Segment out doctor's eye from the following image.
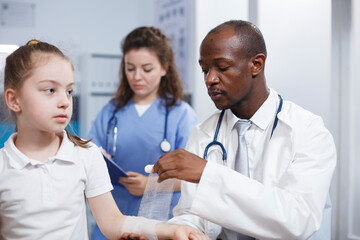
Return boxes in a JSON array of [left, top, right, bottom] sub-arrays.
[[218, 66, 230, 72], [201, 68, 209, 74]]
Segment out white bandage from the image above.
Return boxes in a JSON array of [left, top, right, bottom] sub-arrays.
[[121, 216, 160, 240]]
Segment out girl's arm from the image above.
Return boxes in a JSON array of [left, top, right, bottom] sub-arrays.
[[88, 192, 209, 239], [87, 192, 125, 239]]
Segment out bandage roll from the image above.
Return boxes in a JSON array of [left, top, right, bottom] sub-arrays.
[[138, 172, 175, 221]]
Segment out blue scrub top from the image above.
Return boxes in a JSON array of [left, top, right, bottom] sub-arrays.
[[88, 97, 198, 239]]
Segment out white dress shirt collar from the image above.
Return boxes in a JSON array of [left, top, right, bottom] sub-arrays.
[[225, 88, 279, 133], [4, 130, 75, 170]]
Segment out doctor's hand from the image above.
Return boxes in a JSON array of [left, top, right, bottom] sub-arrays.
[[172, 225, 211, 240], [153, 148, 207, 183], [155, 223, 211, 240], [119, 172, 147, 196], [174, 226, 211, 240]]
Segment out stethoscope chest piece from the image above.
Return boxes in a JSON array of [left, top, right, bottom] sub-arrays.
[[160, 139, 171, 153], [107, 104, 172, 156]]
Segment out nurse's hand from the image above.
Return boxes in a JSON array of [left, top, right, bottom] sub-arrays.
[[153, 148, 207, 183], [119, 172, 147, 196]]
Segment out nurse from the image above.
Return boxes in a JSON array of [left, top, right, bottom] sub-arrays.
[[153, 20, 337, 239], [88, 26, 198, 240]]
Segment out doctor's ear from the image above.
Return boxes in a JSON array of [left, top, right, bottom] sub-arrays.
[[4, 88, 21, 113], [250, 53, 266, 77]]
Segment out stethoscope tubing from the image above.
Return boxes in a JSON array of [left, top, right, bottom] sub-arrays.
[[203, 94, 283, 164], [163, 106, 168, 141], [270, 94, 283, 138], [106, 110, 117, 158], [106, 104, 170, 158], [203, 110, 227, 162]]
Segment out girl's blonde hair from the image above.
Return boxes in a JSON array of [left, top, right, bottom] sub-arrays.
[[4, 39, 91, 148]]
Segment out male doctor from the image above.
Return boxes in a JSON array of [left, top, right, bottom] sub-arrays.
[[153, 20, 337, 239]]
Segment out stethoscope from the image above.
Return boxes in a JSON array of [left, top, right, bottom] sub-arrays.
[[106, 106, 171, 159], [203, 94, 283, 165]]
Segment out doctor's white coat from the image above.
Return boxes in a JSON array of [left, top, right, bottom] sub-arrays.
[[169, 92, 336, 240]]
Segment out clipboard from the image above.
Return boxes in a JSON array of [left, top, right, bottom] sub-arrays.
[[100, 148, 129, 186]]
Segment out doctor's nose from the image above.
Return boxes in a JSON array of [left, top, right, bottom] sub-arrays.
[[205, 69, 220, 87]]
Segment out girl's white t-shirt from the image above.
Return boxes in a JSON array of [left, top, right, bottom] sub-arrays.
[[0, 131, 113, 240]]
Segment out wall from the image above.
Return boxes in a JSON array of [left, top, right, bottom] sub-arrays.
[[335, 0, 360, 238], [0, 0, 156, 144], [258, 0, 332, 129], [0, 0, 156, 94], [350, 1, 360, 236], [0, 0, 155, 55]]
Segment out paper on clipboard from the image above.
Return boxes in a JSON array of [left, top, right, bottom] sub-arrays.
[[100, 148, 129, 186]]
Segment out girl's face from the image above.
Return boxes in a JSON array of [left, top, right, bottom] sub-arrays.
[[15, 55, 74, 135], [124, 48, 167, 104]]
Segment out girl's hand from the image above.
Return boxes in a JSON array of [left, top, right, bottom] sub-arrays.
[[188, 231, 211, 240], [119, 223, 211, 240], [119, 172, 148, 196]]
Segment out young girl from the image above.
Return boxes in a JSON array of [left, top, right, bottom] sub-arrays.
[[0, 40, 208, 240]]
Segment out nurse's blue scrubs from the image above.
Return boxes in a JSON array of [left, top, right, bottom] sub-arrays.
[[89, 97, 198, 240]]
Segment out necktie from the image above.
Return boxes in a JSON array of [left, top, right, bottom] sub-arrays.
[[234, 120, 255, 240], [234, 120, 251, 177]]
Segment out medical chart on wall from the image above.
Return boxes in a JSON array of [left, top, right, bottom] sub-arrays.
[[1, 2, 35, 28], [155, 0, 192, 94]]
